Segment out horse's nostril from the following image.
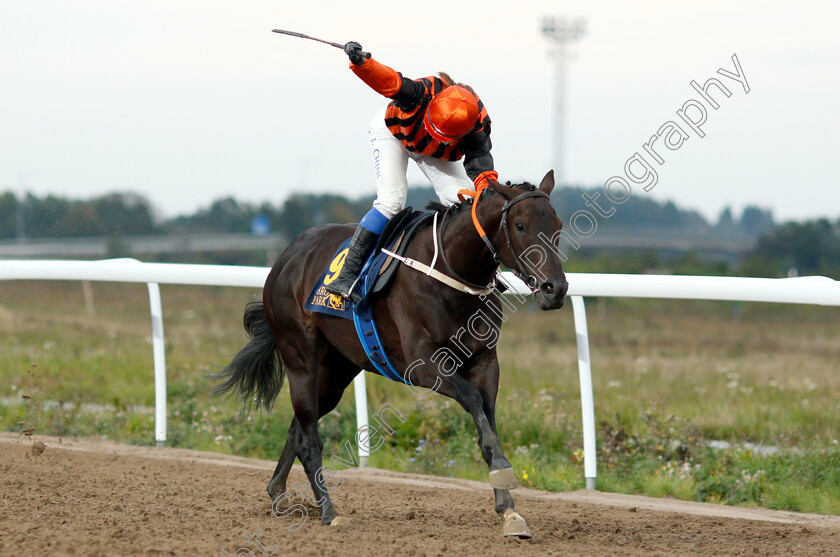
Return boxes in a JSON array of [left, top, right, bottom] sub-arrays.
[[540, 280, 568, 299]]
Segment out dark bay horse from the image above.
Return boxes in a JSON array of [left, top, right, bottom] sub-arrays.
[[214, 171, 568, 537]]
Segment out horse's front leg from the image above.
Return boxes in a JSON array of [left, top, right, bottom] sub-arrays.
[[434, 366, 516, 488], [435, 370, 532, 538], [464, 355, 533, 538]]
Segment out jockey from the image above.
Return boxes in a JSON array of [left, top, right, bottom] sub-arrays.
[[326, 41, 499, 302]]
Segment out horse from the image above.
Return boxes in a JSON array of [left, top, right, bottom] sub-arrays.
[[214, 170, 568, 537]]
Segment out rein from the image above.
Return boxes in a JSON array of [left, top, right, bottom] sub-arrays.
[[381, 210, 495, 296], [436, 204, 495, 292], [381, 184, 551, 297], [457, 183, 499, 262], [456, 185, 551, 291]]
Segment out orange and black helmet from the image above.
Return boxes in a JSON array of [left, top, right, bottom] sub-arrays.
[[423, 85, 480, 143]]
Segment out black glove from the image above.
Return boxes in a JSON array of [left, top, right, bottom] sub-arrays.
[[344, 41, 368, 65]]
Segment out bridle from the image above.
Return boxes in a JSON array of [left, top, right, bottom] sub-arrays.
[[437, 184, 551, 292]]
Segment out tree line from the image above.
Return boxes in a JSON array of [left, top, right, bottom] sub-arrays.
[[0, 192, 157, 239], [1, 188, 837, 278]]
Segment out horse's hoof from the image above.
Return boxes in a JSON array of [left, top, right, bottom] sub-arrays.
[[329, 516, 349, 528], [503, 509, 532, 539], [266, 481, 285, 502], [489, 467, 519, 490]]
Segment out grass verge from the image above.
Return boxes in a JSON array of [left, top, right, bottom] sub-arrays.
[[1, 281, 838, 514]]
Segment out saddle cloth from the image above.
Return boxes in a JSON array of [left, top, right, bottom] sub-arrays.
[[303, 209, 432, 384]]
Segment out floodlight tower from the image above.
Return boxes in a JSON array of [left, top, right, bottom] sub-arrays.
[[541, 16, 586, 186]]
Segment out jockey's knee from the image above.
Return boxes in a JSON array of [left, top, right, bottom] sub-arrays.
[[372, 200, 402, 219]]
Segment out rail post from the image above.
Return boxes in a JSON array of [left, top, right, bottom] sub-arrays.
[[146, 282, 167, 446], [571, 295, 597, 489], [353, 372, 370, 466]]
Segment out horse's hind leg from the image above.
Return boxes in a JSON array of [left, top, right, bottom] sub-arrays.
[[266, 417, 301, 500], [266, 380, 348, 501], [288, 371, 339, 525], [275, 348, 356, 526]]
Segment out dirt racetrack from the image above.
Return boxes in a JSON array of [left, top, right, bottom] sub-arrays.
[[2, 433, 839, 556]]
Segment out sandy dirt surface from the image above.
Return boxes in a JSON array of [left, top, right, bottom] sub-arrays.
[[1, 433, 839, 556]]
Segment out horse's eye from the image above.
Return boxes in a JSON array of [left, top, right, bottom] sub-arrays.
[[515, 222, 525, 232]]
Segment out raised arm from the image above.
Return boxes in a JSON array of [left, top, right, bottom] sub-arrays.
[[345, 42, 426, 110]]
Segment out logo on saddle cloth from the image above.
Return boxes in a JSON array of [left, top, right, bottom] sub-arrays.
[[310, 287, 347, 312]]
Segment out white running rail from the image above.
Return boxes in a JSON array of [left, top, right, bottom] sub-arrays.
[[2, 258, 839, 489]]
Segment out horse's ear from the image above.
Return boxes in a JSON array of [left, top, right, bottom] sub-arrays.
[[538, 170, 555, 195]]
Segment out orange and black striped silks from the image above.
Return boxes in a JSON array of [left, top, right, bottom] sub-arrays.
[[350, 58, 493, 168]]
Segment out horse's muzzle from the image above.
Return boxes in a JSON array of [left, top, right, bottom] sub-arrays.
[[536, 278, 568, 310]]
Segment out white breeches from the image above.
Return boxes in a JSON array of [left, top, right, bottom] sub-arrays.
[[368, 108, 472, 218]]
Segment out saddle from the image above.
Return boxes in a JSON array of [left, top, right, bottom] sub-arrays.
[[354, 207, 433, 319], [303, 209, 433, 384]]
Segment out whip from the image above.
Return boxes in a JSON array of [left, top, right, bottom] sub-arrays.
[[271, 28, 370, 59]]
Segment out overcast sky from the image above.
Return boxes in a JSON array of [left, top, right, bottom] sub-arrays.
[[2, 1, 838, 223]]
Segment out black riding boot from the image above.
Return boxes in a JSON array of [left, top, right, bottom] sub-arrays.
[[325, 225, 379, 303]]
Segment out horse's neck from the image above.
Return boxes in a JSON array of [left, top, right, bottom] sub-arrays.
[[438, 196, 503, 287]]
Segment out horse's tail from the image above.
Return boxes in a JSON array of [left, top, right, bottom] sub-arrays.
[[212, 301, 284, 411]]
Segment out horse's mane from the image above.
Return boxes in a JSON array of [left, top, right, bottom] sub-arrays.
[[425, 200, 464, 214], [424, 181, 536, 215], [512, 181, 537, 191]]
